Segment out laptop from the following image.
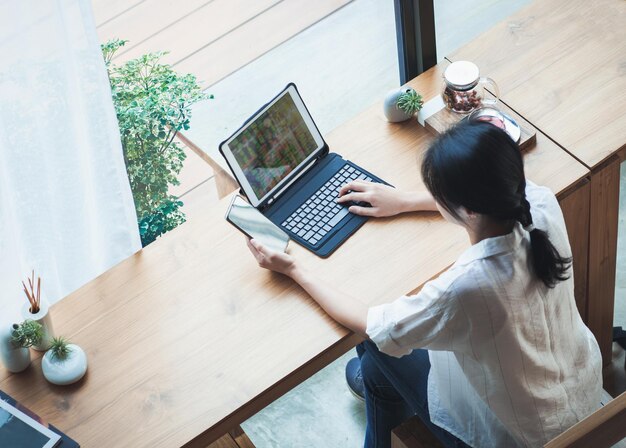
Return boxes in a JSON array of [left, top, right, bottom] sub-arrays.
[[219, 83, 389, 257]]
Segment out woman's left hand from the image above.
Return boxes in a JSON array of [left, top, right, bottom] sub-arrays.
[[246, 239, 297, 277]]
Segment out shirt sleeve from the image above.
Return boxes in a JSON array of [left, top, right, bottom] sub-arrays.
[[366, 268, 470, 357]]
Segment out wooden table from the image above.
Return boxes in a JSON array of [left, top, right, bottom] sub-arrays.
[[447, 0, 626, 364], [0, 62, 590, 447]]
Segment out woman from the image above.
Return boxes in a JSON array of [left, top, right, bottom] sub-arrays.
[[246, 120, 602, 447]]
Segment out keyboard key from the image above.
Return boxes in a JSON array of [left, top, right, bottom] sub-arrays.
[[297, 228, 307, 237], [323, 224, 332, 232], [328, 207, 349, 227], [310, 238, 318, 245], [314, 232, 323, 240], [304, 230, 314, 241]]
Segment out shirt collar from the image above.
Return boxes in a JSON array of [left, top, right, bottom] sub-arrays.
[[454, 222, 526, 267]]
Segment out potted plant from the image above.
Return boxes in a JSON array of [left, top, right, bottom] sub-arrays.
[[397, 89, 424, 117], [42, 336, 88, 386], [0, 320, 43, 373], [101, 39, 210, 246], [383, 87, 424, 123], [20, 270, 54, 351]]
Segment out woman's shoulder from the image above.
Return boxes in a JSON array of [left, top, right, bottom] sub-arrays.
[[526, 180, 559, 211], [526, 180, 570, 253], [423, 261, 487, 303]]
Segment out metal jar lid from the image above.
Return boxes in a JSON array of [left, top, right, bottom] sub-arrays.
[[444, 61, 480, 90]]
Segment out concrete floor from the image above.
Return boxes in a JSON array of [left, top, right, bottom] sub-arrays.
[[184, 0, 626, 446]]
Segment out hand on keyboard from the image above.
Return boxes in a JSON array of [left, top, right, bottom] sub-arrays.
[[281, 164, 376, 246], [337, 180, 405, 217]]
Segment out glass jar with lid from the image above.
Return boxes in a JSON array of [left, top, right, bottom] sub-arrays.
[[442, 61, 500, 113]]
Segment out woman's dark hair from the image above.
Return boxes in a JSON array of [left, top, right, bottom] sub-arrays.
[[421, 119, 571, 288]]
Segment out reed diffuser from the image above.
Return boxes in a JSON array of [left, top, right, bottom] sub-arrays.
[[22, 270, 42, 313], [20, 270, 54, 351]]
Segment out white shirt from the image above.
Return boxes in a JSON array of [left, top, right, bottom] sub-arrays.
[[366, 182, 603, 448]]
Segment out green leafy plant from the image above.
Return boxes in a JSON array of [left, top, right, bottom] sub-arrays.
[[397, 89, 424, 116], [49, 336, 73, 361], [11, 320, 43, 348], [102, 39, 210, 246]]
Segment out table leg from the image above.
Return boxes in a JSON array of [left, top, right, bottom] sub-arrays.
[[588, 155, 621, 366], [206, 426, 256, 448], [559, 179, 591, 322]]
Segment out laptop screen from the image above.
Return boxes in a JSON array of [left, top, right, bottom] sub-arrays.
[[225, 87, 322, 203]]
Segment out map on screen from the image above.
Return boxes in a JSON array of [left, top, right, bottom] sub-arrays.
[[229, 93, 318, 199]]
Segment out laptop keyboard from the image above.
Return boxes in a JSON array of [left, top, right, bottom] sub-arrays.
[[280, 164, 374, 246]]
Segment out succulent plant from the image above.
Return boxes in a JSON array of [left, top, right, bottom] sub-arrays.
[[397, 89, 424, 116], [11, 320, 43, 348], [49, 336, 73, 360]]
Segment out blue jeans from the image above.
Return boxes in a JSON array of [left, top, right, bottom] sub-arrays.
[[357, 340, 470, 448]]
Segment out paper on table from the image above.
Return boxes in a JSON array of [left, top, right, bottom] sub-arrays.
[[417, 95, 446, 126]]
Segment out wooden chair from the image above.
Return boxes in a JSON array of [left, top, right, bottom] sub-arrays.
[[392, 391, 626, 448]]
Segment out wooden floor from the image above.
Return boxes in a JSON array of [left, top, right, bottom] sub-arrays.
[[92, 0, 351, 214]]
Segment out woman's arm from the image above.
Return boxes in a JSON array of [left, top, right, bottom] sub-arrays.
[[247, 239, 368, 337], [337, 180, 438, 217]]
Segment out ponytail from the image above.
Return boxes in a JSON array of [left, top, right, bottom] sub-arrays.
[[527, 229, 572, 288], [518, 189, 572, 288]]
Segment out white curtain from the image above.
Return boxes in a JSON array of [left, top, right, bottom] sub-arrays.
[[0, 0, 141, 325]]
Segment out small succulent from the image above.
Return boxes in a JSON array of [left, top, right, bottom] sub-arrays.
[[397, 89, 424, 116], [11, 320, 43, 348], [49, 336, 73, 360]]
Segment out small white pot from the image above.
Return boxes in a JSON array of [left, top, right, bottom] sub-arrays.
[[0, 324, 31, 373], [22, 300, 54, 351], [383, 87, 416, 123], [42, 344, 87, 386]]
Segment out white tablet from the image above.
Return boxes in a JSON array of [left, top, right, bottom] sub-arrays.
[[0, 399, 61, 448], [219, 84, 326, 208]]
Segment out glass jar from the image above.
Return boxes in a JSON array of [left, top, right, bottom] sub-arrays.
[[442, 61, 500, 113]]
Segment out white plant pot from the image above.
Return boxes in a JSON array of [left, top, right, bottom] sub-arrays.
[[22, 300, 54, 351], [0, 324, 31, 373], [42, 344, 87, 386], [383, 87, 415, 123]]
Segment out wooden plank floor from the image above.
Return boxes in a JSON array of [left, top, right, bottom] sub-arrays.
[[92, 0, 350, 210], [96, 0, 352, 86]]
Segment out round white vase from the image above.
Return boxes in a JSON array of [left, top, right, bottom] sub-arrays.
[[42, 344, 87, 386], [22, 300, 54, 351], [0, 324, 31, 373], [383, 87, 416, 123]]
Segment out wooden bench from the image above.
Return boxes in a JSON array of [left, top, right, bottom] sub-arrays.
[[392, 391, 626, 448]]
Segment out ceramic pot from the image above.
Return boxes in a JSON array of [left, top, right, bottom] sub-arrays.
[[42, 344, 87, 386], [22, 300, 54, 351], [0, 324, 31, 373], [383, 87, 415, 123]]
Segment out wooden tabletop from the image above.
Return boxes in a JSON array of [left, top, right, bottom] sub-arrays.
[[447, 0, 626, 169], [0, 64, 589, 447]]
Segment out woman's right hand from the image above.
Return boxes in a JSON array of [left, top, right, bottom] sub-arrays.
[[337, 181, 422, 217]]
